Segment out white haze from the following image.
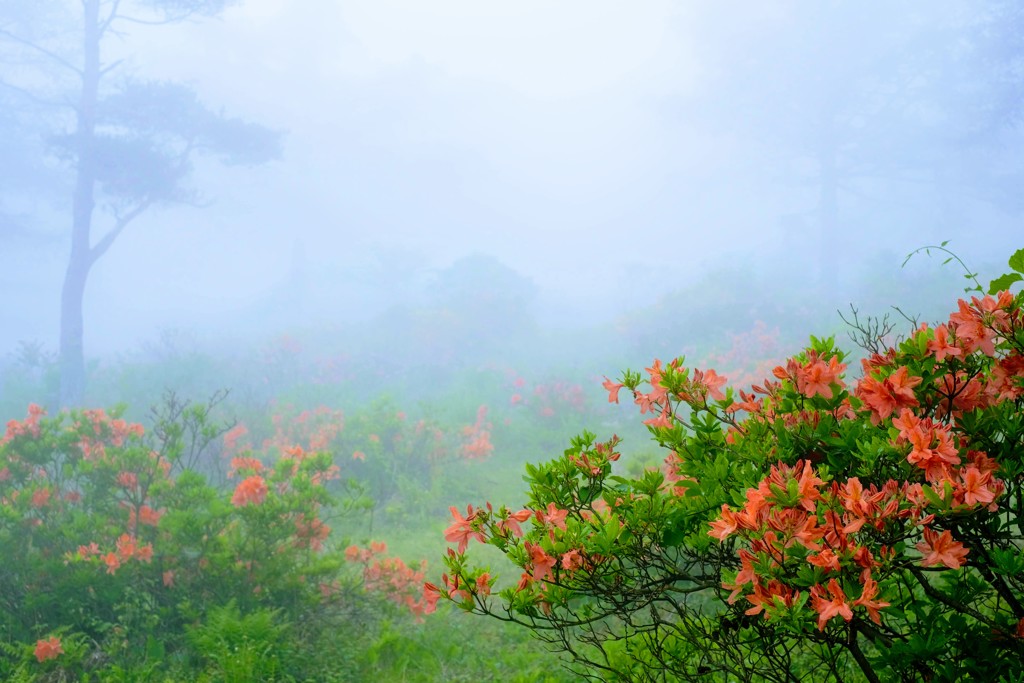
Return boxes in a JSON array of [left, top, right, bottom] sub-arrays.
[[1, 0, 1017, 362]]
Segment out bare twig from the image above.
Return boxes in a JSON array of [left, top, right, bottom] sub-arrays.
[[0, 28, 82, 76], [89, 197, 153, 263], [838, 305, 896, 355]]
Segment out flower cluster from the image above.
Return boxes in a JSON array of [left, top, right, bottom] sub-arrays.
[[345, 541, 433, 618], [73, 534, 155, 575], [459, 405, 494, 460], [430, 264, 1024, 682]]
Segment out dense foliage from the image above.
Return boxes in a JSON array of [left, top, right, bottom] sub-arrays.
[[431, 249, 1024, 682], [3, 247, 1017, 681], [0, 383, 590, 680]]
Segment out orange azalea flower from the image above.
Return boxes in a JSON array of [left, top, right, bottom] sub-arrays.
[[30, 487, 51, 509], [222, 423, 249, 454], [497, 509, 532, 537], [926, 324, 962, 362], [709, 504, 743, 541], [163, 570, 175, 587], [422, 582, 442, 614], [949, 298, 997, 356], [744, 580, 801, 619], [937, 371, 987, 416], [810, 579, 853, 630], [808, 548, 842, 572], [891, 409, 922, 441], [103, 552, 121, 575], [853, 574, 890, 624], [561, 548, 584, 572], [525, 541, 557, 583], [856, 366, 921, 425], [77, 542, 100, 559], [115, 471, 138, 489], [960, 466, 997, 506], [602, 377, 624, 403], [916, 528, 969, 569], [231, 475, 268, 507], [34, 636, 63, 662], [795, 460, 824, 512], [906, 425, 961, 481], [722, 549, 758, 604], [698, 368, 728, 401], [796, 354, 846, 399], [441, 572, 470, 603], [767, 508, 823, 551], [820, 510, 864, 552], [294, 515, 330, 551], [137, 505, 163, 527], [536, 502, 568, 530], [135, 543, 154, 563], [444, 505, 487, 553], [642, 404, 673, 429], [228, 457, 264, 478], [283, 445, 307, 460], [116, 534, 137, 561], [311, 464, 341, 485]]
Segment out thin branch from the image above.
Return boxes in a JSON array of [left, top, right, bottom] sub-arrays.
[[0, 78, 74, 110], [99, 58, 123, 76], [838, 304, 897, 355], [902, 244, 984, 293], [0, 28, 82, 76], [847, 625, 882, 683], [98, 0, 124, 35], [906, 565, 1008, 634], [112, 11, 199, 27], [89, 198, 153, 263]]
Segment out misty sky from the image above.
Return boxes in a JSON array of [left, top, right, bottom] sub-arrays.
[[2, 0, 1018, 355]]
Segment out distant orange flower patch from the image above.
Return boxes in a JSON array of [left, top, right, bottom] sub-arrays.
[[137, 504, 163, 527], [33, 636, 62, 662], [30, 487, 51, 509], [228, 456, 264, 478], [115, 471, 138, 490], [231, 475, 268, 507]]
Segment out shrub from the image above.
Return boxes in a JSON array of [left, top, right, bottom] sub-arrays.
[[430, 250, 1024, 682]]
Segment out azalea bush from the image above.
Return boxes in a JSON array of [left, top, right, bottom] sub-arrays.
[[0, 395, 382, 680], [225, 397, 495, 527], [429, 250, 1024, 682]]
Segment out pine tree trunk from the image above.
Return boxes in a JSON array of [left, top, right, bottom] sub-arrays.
[[58, 0, 100, 408]]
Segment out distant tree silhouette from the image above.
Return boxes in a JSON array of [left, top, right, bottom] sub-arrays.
[[0, 0, 281, 406]]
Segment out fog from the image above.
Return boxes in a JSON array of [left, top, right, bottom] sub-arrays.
[[1, 0, 1019, 408]]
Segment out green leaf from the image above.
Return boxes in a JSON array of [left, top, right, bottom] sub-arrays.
[[922, 485, 944, 509], [145, 634, 166, 661], [661, 522, 687, 548], [597, 516, 622, 552], [1009, 247, 1024, 274], [988, 273, 1023, 295], [677, 478, 702, 497]]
